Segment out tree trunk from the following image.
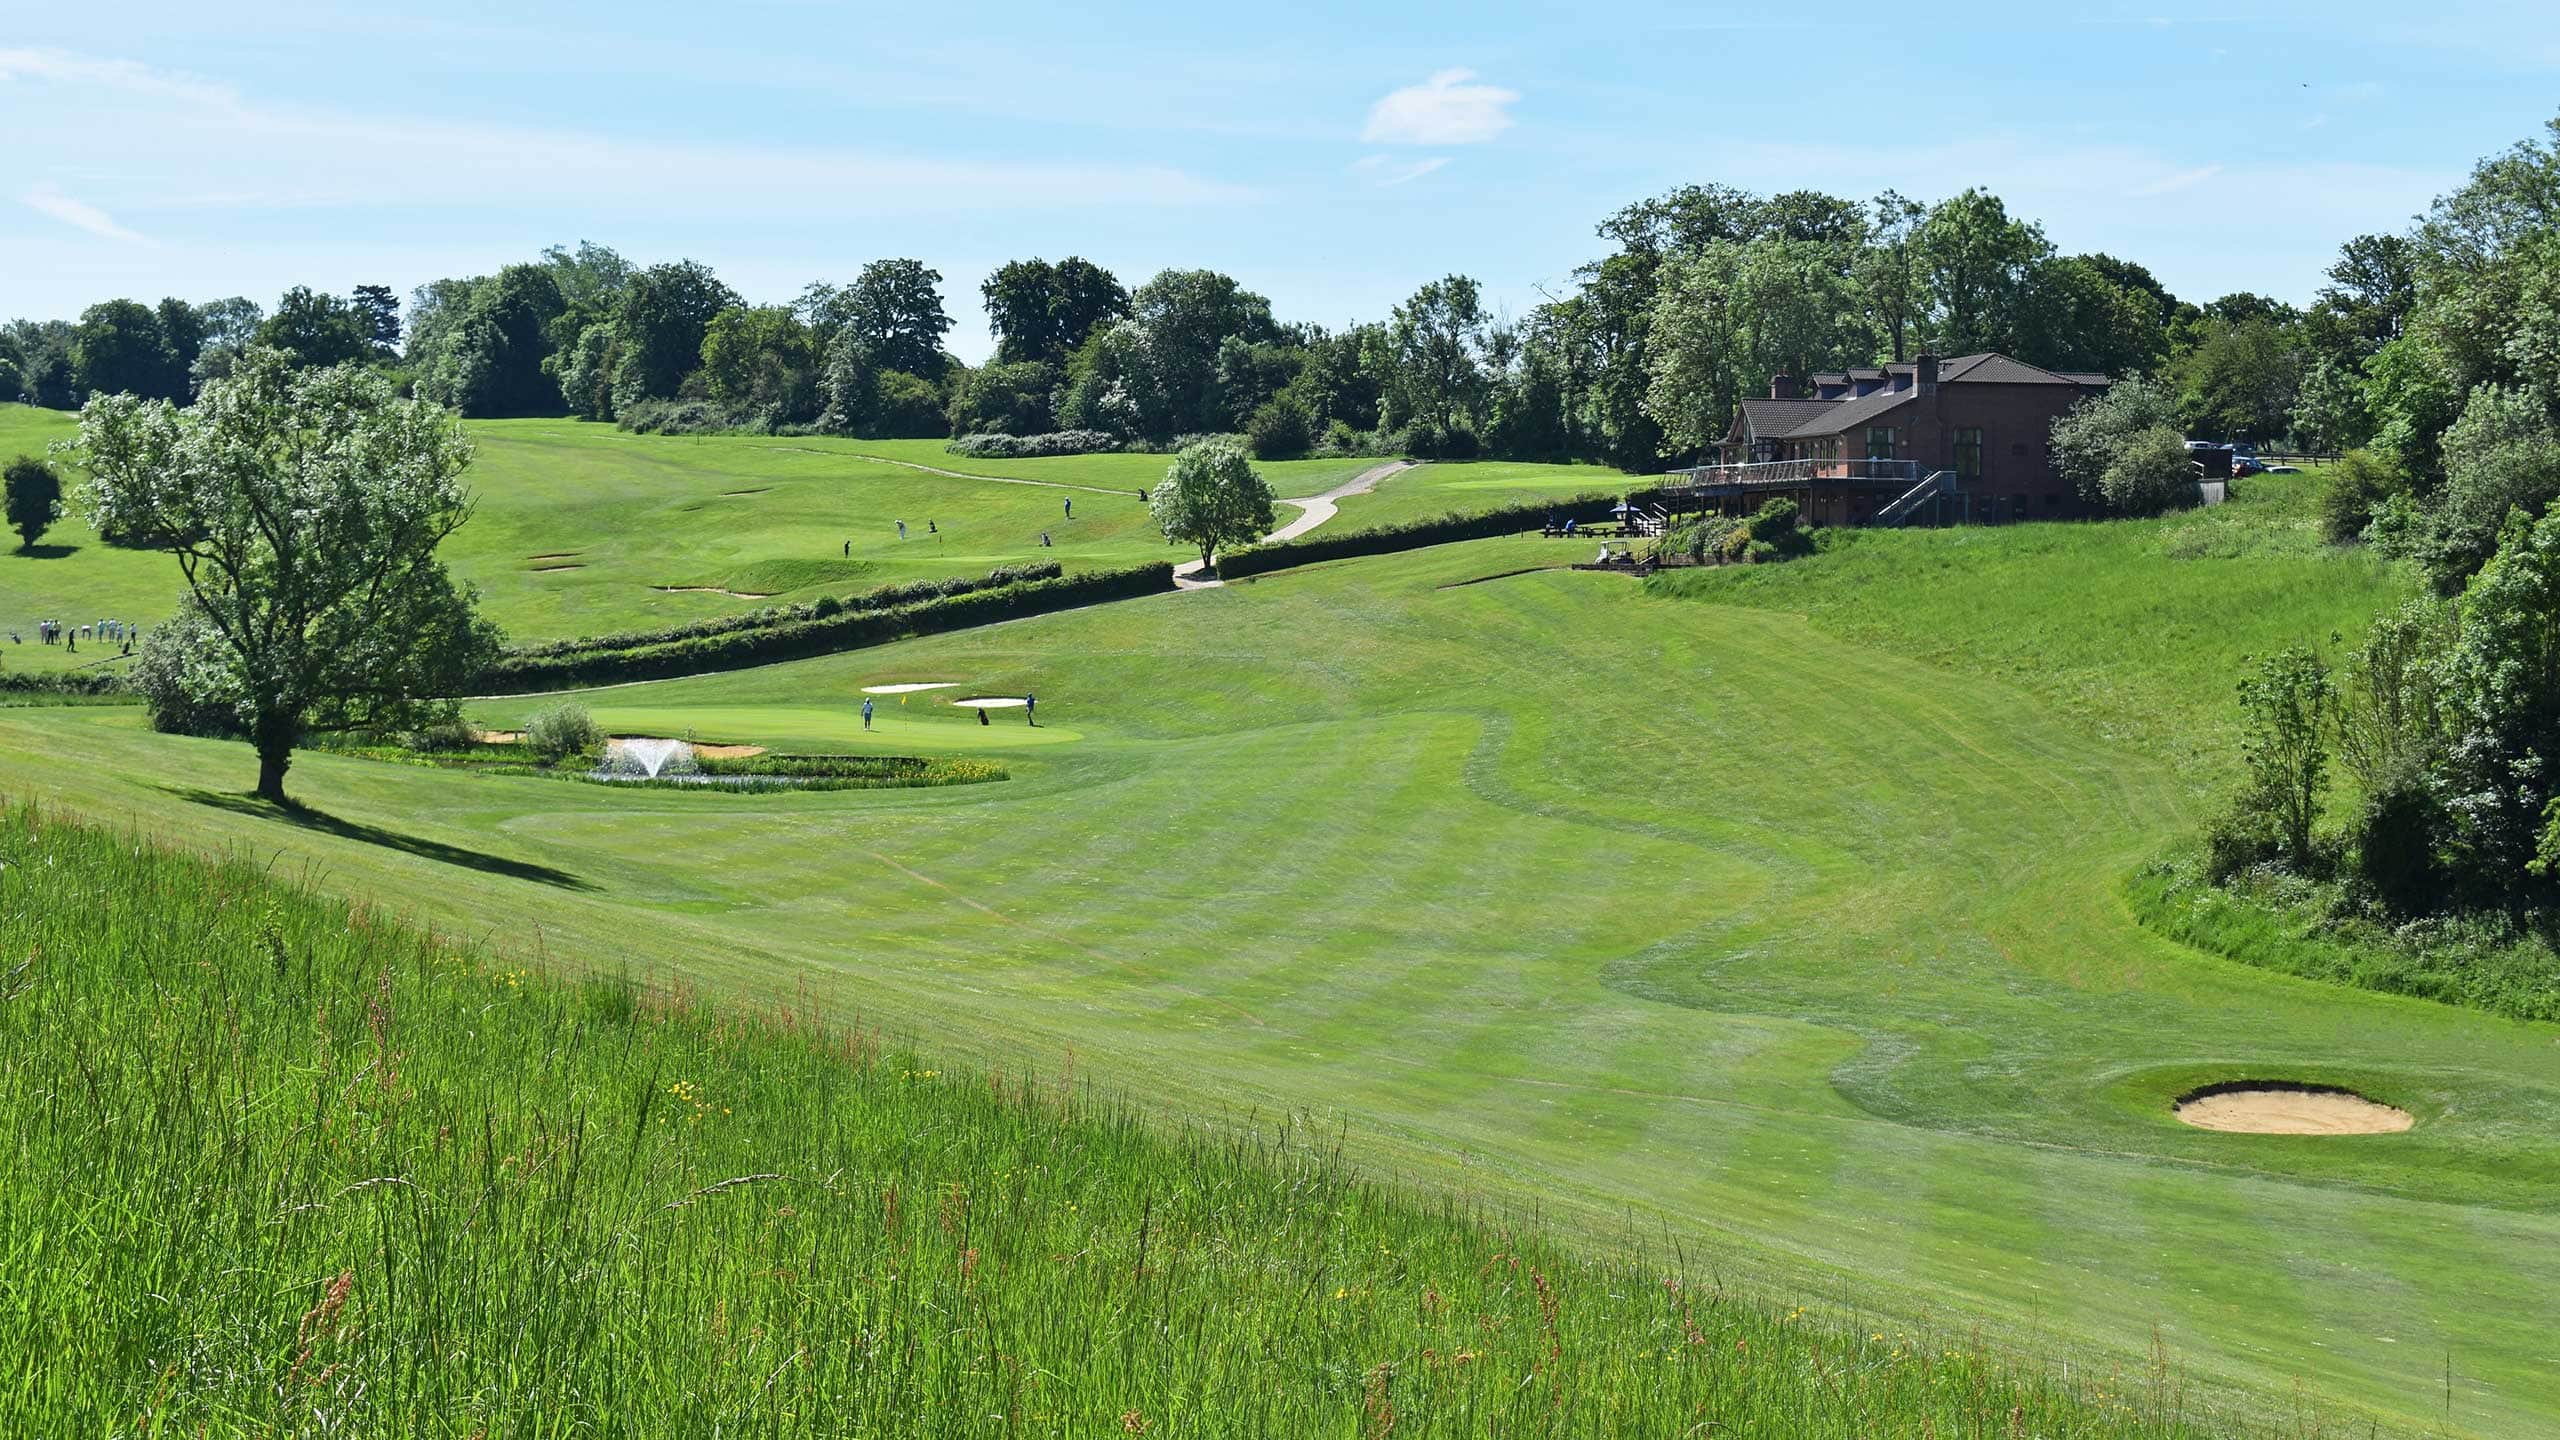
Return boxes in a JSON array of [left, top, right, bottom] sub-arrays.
[[252, 711, 298, 804], [1200, 544, 1216, 573]]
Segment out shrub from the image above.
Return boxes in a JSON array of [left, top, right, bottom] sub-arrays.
[[617, 398, 738, 435], [2098, 424, 2198, 516], [130, 603, 241, 738], [2203, 806, 2283, 885], [407, 717, 480, 753], [945, 431, 1120, 459], [2315, 449, 2407, 545], [1320, 419, 1362, 455], [1245, 395, 1314, 460], [524, 703, 604, 763], [873, 370, 949, 439], [2051, 377, 2183, 511], [2353, 767, 2447, 915]]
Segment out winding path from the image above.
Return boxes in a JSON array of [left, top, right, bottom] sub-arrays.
[[1172, 460, 1416, 589]]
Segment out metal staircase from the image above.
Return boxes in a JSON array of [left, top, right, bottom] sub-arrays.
[[1873, 471, 1962, 528]]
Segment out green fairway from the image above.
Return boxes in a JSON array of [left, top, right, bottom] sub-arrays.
[[3, 510, 2551, 1433]]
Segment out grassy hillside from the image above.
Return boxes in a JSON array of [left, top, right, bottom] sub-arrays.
[[1, 800, 2217, 1436], [3, 533, 2549, 1435], [1648, 472, 2408, 782]]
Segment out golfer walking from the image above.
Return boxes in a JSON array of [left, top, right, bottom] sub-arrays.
[[861, 696, 874, 731], [1024, 692, 1036, 726]]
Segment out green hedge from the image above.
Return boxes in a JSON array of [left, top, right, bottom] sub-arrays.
[[1213, 489, 1665, 580], [0, 670, 134, 702], [478, 563, 1176, 692], [507, 562, 1064, 661]]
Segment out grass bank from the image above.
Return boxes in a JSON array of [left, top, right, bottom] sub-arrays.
[[0, 801, 2213, 1437]]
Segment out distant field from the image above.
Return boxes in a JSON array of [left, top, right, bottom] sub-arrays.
[[0, 409, 1597, 671]]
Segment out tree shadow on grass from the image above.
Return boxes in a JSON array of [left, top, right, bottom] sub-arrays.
[[164, 786, 595, 891], [10, 543, 79, 560]]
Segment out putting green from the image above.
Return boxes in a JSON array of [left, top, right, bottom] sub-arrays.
[[4, 533, 2554, 1435]]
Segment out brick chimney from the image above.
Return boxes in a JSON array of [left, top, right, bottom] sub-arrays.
[[1915, 353, 1939, 397], [1770, 374, 1798, 400]]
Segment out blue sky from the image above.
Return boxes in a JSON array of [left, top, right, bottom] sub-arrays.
[[4, 0, 2554, 362]]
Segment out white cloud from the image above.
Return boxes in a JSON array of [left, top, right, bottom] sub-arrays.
[[22, 184, 147, 243], [1361, 69, 1518, 146], [1350, 154, 1449, 187]]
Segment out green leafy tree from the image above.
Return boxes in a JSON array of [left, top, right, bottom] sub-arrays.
[[351, 284, 403, 352], [557, 322, 620, 421], [2235, 645, 2338, 869], [1914, 188, 2051, 354], [816, 330, 880, 436], [842, 259, 955, 379], [413, 266, 570, 418], [700, 305, 819, 422], [1382, 274, 1490, 449], [1125, 270, 1279, 438], [1639, 242, 1748, 452], [610, 261, 741, 412], [2014, 256, 2165, 376], [1150, 437, 1275, 570], [2405, 384, 2560, 592], [2097, 424, 2197, 516], [1245, 393, 1314, 459], [256, 287, 378, 370], [4, 455, 63, 549], [981, 257, 1130, 366], [71, 299, 177, 401], [871, 370, 948, 439], [188, 297, 264, 391], [1854, 191, 1926, 361], [2050, 376, 2187, 512], [2441, 507, 2560, 904], [945, 360, 1058, 436], [73, 348, 499, 801], [2171, 313, 2304, 441]]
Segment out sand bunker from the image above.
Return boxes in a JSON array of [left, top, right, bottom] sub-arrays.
[[474, 729, 524, 744], [863, 682, 963, 694], [2175, 1083, 2412, 1135], [653, 585, 775, 599], [952, 696, 1028, 708], [690, 743, 767, 759]]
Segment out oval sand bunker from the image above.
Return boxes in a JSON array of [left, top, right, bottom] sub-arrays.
[[952, 696, 1027, 708], [2175, 1083, 2412, 1135], [863, 682, 962, 694]]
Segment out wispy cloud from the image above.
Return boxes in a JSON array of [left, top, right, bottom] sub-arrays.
[[2130, 164, 2223, 197], [22, 183, 147, 243], [0, 47, 1252, 219], [1362, 69, 1518, 146], [1350, 154, 1449, 187]]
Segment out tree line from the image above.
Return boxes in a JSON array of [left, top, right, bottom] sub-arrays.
[[7, 183, 2358, 472]]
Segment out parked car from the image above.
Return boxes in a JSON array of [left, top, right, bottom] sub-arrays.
[[2232, 456, 2267, 477]]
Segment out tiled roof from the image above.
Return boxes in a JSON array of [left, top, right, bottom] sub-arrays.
[[1938, 353, 2089, 386], [1737, 397, 1841, 439], [1778, 388, 1915, 439]]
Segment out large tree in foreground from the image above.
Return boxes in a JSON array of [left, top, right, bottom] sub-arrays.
[[1150, 437, 1274, 572], [75, 348, 499, 801]]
